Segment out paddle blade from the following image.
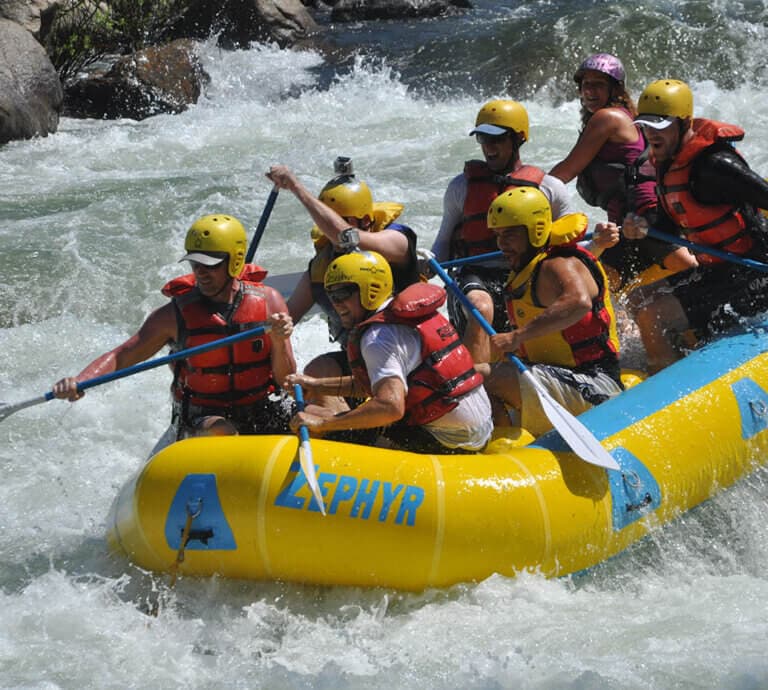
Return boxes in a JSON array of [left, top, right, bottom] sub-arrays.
[[0, 394, 51, 423], [521, 370, 620, 471], [298, 434, 326, 516]]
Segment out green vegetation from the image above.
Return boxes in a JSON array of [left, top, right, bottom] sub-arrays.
[[45, 0, 193, 83]]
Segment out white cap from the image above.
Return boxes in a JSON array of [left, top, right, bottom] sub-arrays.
[[179, 252, 225, 266], [633, 114, 677, 130], [468, 123, 509, 137]]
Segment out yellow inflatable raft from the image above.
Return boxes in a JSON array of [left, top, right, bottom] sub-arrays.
[[107, 325, 768, 590]]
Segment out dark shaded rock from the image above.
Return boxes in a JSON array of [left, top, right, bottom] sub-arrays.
[[0, 0, 57, 36], [330, 0, 470, 21], [63, 39, 209, 120], [0, 17, 62, 144], [167, 0, 319, 48]]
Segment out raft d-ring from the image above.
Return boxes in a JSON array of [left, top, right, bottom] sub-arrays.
[[622, 470, 641, 489], [186, 497, 203, 519], [749, 400, 768, 417]]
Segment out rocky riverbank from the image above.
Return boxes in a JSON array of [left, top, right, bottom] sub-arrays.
[[0, 0, 471, 145]]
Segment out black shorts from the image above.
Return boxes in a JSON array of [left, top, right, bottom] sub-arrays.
[[446, 264, 511, 336], [176, 394, 294, 437], [323, 349, 351, 375], [668, 263, 768, 336]]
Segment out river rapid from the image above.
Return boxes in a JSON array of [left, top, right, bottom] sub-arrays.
[[1, 1, 768, 687]]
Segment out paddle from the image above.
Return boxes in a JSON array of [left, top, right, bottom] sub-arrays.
[[439, 233, 597, 270], [292, 384, 327, 515], [647, 227, 768, 273], [0, 325, 271, 423], [440, 250, 503, 269], [245, 185, 279, 263], [428, 257, 619, 471]]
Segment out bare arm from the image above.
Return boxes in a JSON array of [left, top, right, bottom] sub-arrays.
[[284, 372, 358, 398], [354, 228, 409, 267], [431, 174, 467, 262], [264, 286, 297, 387], [291, 376, 406, 434], [490, 256, 596, 353], [286, 270, 315, 323], [52, 303, 178, 400], [267, 165, 351, 244], [549, 109, 632, 183]]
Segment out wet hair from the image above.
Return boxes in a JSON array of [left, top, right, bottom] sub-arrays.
[[579, 78, 638, 131]]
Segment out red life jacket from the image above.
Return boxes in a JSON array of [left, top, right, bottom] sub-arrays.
[[504, 245, 621, 369], [656, 118, 753, 264], [161, 268, 275, 409], [453, 160, 546, 258], [346, 283, 484, 425]]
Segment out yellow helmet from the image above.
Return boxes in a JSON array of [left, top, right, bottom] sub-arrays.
[[487, 187, 552, 248], [319, 176, 374, 220], [635, 79, 693, 129], [469, 100, 529, 143], [324, 251, 393, 311], [183, 214, 247, 278]]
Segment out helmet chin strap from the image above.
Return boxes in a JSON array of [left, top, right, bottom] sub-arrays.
[[673, 118, 691, 157], [513, 245, 541, 274], [502, 141, 522, 174]]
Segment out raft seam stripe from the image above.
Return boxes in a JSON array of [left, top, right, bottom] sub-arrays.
[[506, 453, 553, 572], [428, 456, 446, 586], [256, 436, 293, 579]]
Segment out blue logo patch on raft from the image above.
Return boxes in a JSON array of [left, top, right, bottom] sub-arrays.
[[274, 460, 425, 526], [731, 377, 768, 439], [165, 473, 236, 550], [608, 448, 662, 531]]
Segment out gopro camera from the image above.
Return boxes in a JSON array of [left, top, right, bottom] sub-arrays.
[[338, 227, 360, 252], [333, 156, 354, 176]]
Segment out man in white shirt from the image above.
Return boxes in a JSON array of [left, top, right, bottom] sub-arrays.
[[431, 99, 576, 362], [286, 251, 493, 453]]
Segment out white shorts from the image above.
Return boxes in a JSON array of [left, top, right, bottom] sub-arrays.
[[518, 363, 623, 437]]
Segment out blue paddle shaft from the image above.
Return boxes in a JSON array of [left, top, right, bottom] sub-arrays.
[[245, 186, 279, 263], [438, 233, 596, 270], [428, 258, 525, 374], [428, 256, 620, 471], [65, 324, 270, 398], [440, 250, 503, 268], [647, 227, 768, 273], [293, 384, 311, 443]]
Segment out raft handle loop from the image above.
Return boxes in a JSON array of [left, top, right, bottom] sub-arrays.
[[186, 497, 203, 520], [749, 400, 768, 417], [168, 498, 203, 588], [622, 470, 641, 488], [149, 497, 203, 617]]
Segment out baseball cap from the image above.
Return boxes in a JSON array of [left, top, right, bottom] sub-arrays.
[[179, 251, 226, 266], [633, 114, 677, 130], [468, 123, 510, 137]]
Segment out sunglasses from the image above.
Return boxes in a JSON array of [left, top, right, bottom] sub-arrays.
[[476, 132, 511, 146], [326, 284, 359, 304]]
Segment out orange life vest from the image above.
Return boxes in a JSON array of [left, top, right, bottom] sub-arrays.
[[656, 118, 753, 264], [504, 245, 621, 371], [161, 269, 275, 408], [346, 283, 484, 425], [453, 160, 546, 258]]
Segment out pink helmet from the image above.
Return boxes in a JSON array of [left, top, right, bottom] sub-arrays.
[[574, 53, 625, 84]]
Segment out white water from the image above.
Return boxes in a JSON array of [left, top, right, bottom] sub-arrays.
[[1, 40, 768, 689]]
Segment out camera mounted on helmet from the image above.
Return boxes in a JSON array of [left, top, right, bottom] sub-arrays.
[[333, 156, 354, 177], [319, 157, 374, 222]]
